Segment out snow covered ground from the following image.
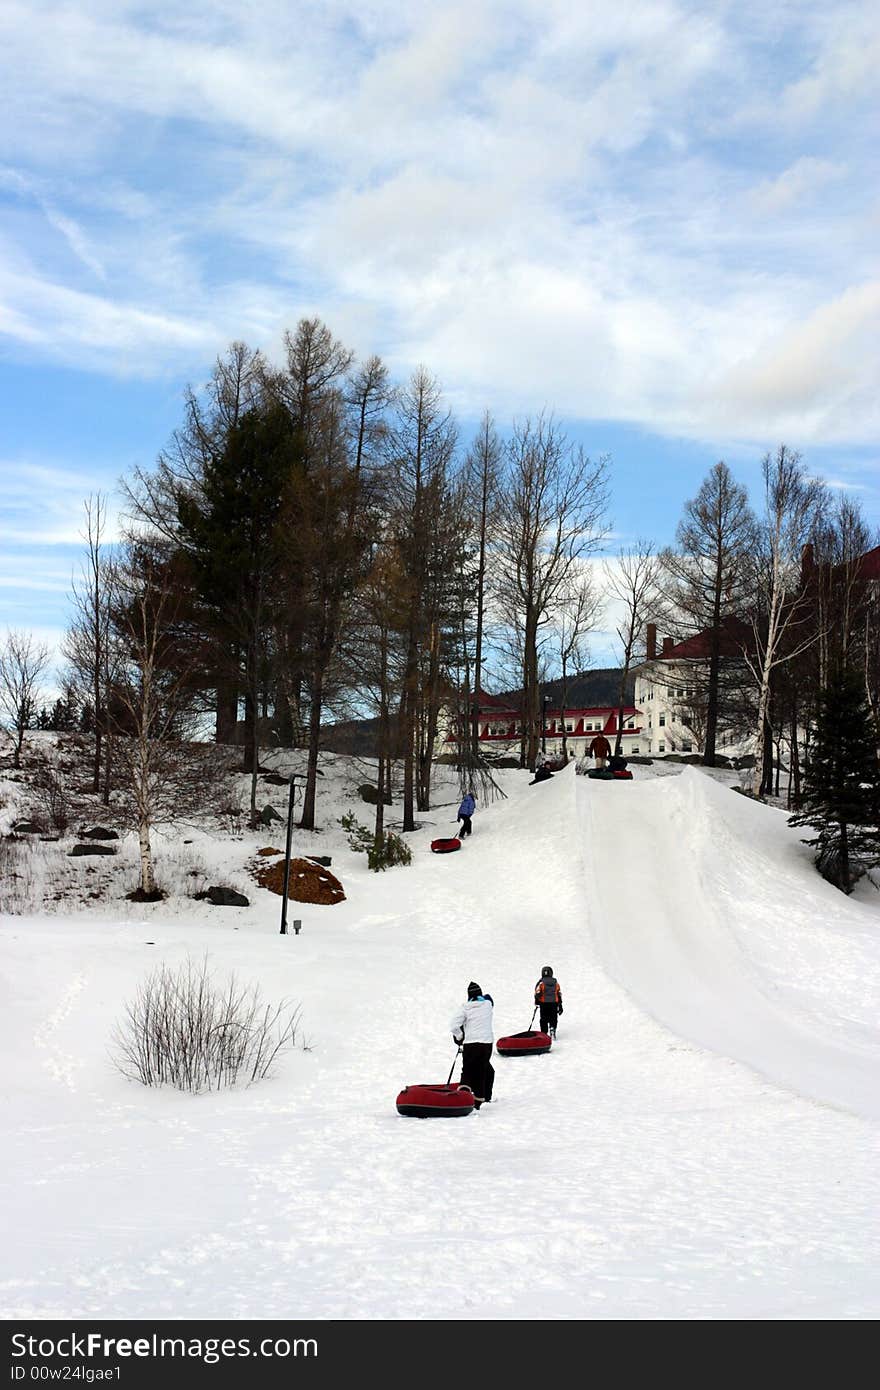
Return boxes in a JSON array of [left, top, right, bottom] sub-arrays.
[[2, 758, 879, 1320]]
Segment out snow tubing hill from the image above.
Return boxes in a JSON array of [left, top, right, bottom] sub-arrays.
[[396, 1083, 475, 1117], [431, 837, 461, 853], [496, 1029, 553, 1057]]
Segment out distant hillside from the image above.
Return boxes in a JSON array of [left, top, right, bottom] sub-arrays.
[[319, 668, 630, 755], [497, 668, 632, 710]]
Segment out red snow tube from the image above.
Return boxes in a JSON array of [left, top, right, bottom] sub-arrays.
[[496, 1029, 553, 1056], [612, 770, 633, 779], [396, 1083, 475, 1117], [431, 837, 461, 853]]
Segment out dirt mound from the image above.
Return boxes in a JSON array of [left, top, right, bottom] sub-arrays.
[[256, 846, 283, 856], [252, 856, 345, 906]]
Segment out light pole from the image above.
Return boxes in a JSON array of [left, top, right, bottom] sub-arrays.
[[280, 774, 297, 935]]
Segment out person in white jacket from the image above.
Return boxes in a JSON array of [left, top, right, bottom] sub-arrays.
[[450, 982, 495, 1108]]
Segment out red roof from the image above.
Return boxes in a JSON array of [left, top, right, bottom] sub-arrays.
[[856, 545, 880, 581], [653, 616, 752, 661]]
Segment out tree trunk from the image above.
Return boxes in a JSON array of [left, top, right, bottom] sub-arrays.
[[401, 624, 419, 830], [138, 818, 156, 896], [215, 679, 238, 744], [788, 697, 801, 810], [300, 670, 324, 830], [752, 668, 772, 797], [102, 730, 113, 806]]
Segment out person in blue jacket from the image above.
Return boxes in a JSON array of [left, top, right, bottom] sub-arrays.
[[457, 788, 476, 838]]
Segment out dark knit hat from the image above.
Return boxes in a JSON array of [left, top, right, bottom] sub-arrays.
[[467, 981, 482, 999]]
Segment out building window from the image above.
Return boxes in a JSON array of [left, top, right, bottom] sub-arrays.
[[659, 714, 666, 726], [631, 746, 639, 754], [658, 742, 665, 753], [683, 742, 693, 752], [626, 720, 634, 729]]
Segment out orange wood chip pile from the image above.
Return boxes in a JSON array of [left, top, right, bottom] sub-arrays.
[[252, 855, 346, 905]]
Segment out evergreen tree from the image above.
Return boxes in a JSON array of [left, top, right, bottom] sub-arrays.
[[176, 401, 300, 802], [789, 664, 880, 892]]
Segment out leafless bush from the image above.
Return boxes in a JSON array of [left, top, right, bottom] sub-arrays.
[[0, 837, 40, 913], [111, 956, 303, 1092], [33, 766, 71, 834], [217, 795, 246, 836]]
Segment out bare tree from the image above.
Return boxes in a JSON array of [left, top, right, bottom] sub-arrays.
[[605, 542, 664, 757], [387, 368, 458, 830], [0, 630, 50, 768], [108, 545, 208, 898], [661, 462, 756, 766], [496, 415, 609, 769], [745, 446, 827, 797], [63, 494, 113, 793], [465, 412, 503, 754], [553, 569, 599, 760], [294, 356, 390, 831]]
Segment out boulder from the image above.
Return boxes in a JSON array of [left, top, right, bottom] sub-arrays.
[[69, 844, 116, 856], [307, 855, 332, 867], [81, 826, 119, 840], [358, 783, 392, 805], [262, 774, 290, 786], [201, 885, 250, 907], [12, 820, 43, 834], [258, 805, 283, 825]]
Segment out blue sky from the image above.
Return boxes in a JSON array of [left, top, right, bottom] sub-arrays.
[[1, 0, 878, 676]]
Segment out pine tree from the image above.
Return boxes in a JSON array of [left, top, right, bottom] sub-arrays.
[[789, 664, 880, 892]]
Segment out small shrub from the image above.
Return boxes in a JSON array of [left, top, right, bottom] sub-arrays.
[[367, 830, 411, 872], [339, 811, 411, 871], [339, 810, 373, 853], [111, 956, 303, 1092]]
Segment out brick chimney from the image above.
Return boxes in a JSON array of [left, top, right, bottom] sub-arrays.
[[646, 623, 657, 660], [662, 636, 674, 657]]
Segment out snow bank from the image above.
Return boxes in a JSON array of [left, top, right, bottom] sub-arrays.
[[582, 768, 880, 1119]]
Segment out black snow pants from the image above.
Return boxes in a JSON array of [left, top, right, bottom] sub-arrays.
[[461, 1042, 494, 1102], [458, 815, 473, 838], [539, 1003, 560, 1035]]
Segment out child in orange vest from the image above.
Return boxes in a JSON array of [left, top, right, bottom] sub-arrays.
[[534, 966, 563, 1037]]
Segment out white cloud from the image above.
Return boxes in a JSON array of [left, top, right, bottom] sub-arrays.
[[748, 158, 844, 215], [0, 0, 877, 448]]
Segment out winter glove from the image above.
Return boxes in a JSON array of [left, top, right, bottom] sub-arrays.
[[558, 1005, 563, 1015], [453, 1034, 464, 1046]]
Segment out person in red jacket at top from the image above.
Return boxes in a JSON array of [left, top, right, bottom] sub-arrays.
[[534, 966, 563, 1037], [588, 732, 611, 769]]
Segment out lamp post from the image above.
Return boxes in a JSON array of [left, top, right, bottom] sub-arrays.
[[280, 774, 297, 935]]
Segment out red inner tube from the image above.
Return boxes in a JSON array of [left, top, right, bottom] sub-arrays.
[[396, 1083, 474, 1116], [496, 1030, 552, 1054]]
